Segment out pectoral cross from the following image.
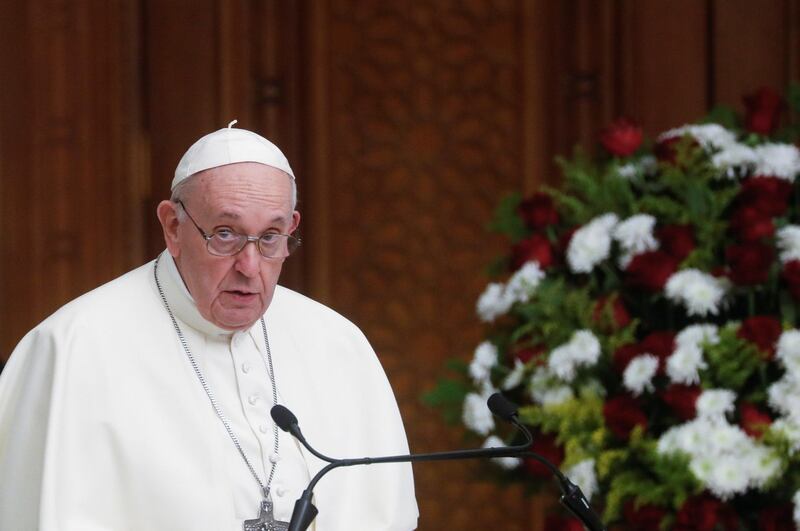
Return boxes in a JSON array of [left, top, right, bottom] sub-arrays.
[[243, 499, 289, 531]]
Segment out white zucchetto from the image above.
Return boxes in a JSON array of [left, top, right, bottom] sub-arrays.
[[172, 121, 294, 190]]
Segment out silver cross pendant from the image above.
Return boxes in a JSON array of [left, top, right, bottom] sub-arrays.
[[243, 499, 289, 531]]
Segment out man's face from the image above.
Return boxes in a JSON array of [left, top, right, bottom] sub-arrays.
[[158, 162, 300, 331]]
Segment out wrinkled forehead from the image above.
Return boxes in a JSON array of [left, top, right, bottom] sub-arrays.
[[185, 163, 294, 208]]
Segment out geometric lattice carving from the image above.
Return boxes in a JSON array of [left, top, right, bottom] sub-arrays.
[[325, 1, 530, 528]]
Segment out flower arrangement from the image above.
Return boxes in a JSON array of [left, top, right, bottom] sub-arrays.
[[427, 86, 800, 529]]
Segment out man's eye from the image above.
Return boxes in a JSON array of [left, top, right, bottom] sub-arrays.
[[215, 230, 238, 241], [260, 233, 280, 244]]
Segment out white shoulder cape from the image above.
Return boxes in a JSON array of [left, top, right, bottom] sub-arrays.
[[0, 255, 418, 531]]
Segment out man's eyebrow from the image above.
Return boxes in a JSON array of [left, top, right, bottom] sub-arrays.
[[216, 211, 289, 225]]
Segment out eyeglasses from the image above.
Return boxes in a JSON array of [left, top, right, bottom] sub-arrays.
[[176, 200, 301, 259]]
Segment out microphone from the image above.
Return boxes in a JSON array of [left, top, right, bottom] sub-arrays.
[[271, 394, 605, 531]]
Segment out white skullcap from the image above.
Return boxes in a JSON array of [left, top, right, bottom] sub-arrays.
[[172, 121, 294, 190]]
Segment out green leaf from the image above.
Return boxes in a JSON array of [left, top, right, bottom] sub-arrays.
[[701, 105, 739, 129]]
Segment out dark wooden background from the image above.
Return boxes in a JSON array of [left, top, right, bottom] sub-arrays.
[[1, 1, 797, 529]]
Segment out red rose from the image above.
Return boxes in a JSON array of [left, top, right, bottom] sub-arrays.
[[544, 514, 585, 531], [613, 331, 675, 373], [511, 344, 546, 364], [758, 504, 795, 531], [725, 242, 774, 285], [613, 343, 641, 373], [600, 118, 643, 157], [623, 500, 666, 529], [738, 176, 793, 217], [661, 384, 702, 420], [675, 495, 738, 531], [729, 205, 775, 241], [657, 224, 695, 261], [743, 86, 784, 135], [603, 395, 647, 439], [640, 331, 677, 361], [783, 260, 800, 300], [737, 315, 782, 357], [524, 433, 563, 478], [655, 135, 681, 163], [592, 294, 631, 330], [625, 250, 680, 292], [517, 193, 559, 230], [510, 234, 553, 270], [739, 402, 772, 438]]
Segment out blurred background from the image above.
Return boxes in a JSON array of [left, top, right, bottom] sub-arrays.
[[0, 1, 797, 529]]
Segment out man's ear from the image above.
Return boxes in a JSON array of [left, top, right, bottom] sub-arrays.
[[289, 210, 301, 234], [157, 200, 182, 258]]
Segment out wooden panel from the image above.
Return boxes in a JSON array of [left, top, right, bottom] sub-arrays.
[[309, 0, 531, 528], [713, 0, 792, 108], [617, 0, 710, 135], [0, 0, 144, 359], [143, 0, 219, 259]]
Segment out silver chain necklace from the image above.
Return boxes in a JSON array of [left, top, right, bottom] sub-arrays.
[[153, 257, 289, 531]]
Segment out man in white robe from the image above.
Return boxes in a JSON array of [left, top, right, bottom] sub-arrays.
[[0, 125, 418, 530]]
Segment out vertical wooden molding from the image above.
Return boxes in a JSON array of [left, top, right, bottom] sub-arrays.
[[307, 0, 331, 303], [217, 0, 253, 127], [522, 0, 551, 193], [789, 0, 800, 84]]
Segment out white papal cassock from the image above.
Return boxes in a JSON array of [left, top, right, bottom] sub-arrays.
[[0, 251, 418, 530]]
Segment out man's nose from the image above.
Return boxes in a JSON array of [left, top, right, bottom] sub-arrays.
[[234, 240, 262, 277]]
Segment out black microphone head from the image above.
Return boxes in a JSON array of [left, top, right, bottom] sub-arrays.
[[487, 393, 518, 422], [271, 404, 298, 432]]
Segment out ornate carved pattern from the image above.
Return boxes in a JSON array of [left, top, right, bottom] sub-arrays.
[[325, 1, 529, 528]]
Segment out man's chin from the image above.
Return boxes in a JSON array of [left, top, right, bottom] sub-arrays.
[[211, 306, 263, 331]]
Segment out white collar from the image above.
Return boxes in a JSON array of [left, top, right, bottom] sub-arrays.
[[157, 250, 238, 338]]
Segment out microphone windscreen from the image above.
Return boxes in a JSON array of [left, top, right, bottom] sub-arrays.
[[271, 404, 299, 432], [487, 393, 518, 421]]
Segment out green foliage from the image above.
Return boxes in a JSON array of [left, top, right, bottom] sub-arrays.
[[487, 192, 528, 242], [702, 325, 764, 391]]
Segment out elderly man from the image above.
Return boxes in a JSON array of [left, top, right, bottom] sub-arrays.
[[0, 125, 418, 530]]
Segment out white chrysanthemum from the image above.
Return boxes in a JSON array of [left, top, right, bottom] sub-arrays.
[[665, 269, 727, 317], [547, 330, 601, 382], [564, 459, 598, 502], [548, 343, 578, 382], [768, 375, 800, 418], [501, 359, 526, 390], [462, 392, 495, 435], [777, 225, 800, 263], [771, 418, 800, 454], [540, 386, 574, 406], [692, 454, 750, 500], [617, 163, 638, 179], [777, 330, 800, 376], [567, 213, 619, 273], [529, 366, 574, 406], [483, 435, 521, 469], [794, 490, 800, 527], [658, 417, 781, 499], [570, 330, 601, 365], [753, 143, 800, 181], [506, 261, 545, 304], [660, 123, 737, 151], [676, 324, 720, 349], [614, 214, 659, 268], [696, 389, 736, 420], [711, 143, 757, 178], [666, 343, 707, 385], [469, 341, 498, 385], [623, 354, 659, 395], [476, 282, 513, 322]]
